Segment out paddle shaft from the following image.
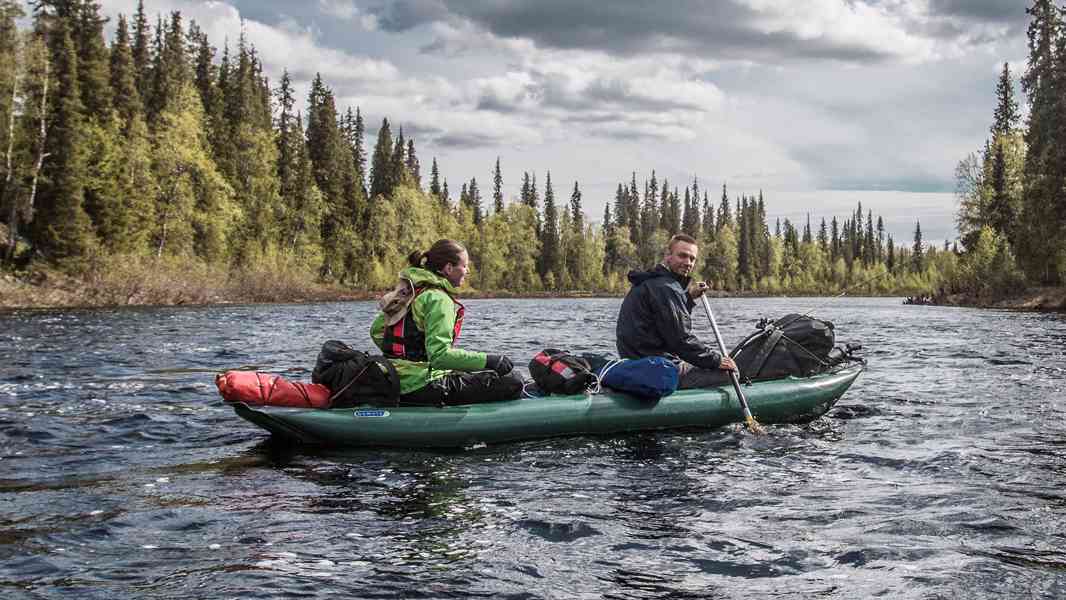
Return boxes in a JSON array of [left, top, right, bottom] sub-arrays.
[[699, 294, 761, 431]]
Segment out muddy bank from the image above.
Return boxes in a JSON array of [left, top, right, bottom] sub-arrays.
[[925, 286, 1066, 311]]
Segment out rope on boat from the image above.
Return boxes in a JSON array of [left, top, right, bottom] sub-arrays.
[[588, 359, 624, 395]]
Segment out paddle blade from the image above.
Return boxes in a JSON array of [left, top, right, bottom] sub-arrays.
[[744, 415, 766, 435]]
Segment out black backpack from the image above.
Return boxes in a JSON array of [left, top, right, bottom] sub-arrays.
[[730, 314, 836, 381], [528, 349, 597, 395], [312, 340, 401, 407]]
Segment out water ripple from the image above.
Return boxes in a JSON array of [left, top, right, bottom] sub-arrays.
[[0, 298, 1064, 598]]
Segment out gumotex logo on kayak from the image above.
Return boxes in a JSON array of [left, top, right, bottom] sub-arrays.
[[354, 409, 390, 418]]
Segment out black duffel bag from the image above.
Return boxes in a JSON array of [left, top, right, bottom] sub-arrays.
[[312, 340, 400, 407], [730, 314, 836, 381], [528, 349, 597, 395]]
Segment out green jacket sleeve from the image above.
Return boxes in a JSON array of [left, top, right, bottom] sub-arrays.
[[369, 313, 385, 351], [416, 290, 487, 372]]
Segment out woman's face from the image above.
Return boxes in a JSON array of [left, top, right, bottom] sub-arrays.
[[442, 250, 470, 287]]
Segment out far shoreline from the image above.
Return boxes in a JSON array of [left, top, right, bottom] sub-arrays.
[[1, 270, 899, 310], [914, 286, 1066, 312], [3, 270, 1063, 312]]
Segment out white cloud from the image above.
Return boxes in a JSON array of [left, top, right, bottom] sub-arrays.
[[738, 0, 938, 62], [420, 19, 535, 57], [318, 0, 357, 21], [317, 0, 378, 30]]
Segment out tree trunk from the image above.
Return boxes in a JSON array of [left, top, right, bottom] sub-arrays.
[[2, 76, 15, 261], [156, 208, 167, 257], [2, 53, 18, 201], [7, 54, 48, 263], [155, 172, 183, 258], [3, 44, 21, 263]]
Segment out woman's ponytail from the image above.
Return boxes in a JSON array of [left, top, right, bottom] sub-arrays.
[[411, 239, 466, 274]]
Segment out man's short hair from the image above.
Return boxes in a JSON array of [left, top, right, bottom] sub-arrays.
[[666, 233, 698, 253]]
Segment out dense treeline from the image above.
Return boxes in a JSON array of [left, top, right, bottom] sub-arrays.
[[950, 0, 1066, 299], [1, 1, 958, 301]]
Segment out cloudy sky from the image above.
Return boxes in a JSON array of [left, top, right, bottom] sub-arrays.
[[89, 0, 1029, 243]]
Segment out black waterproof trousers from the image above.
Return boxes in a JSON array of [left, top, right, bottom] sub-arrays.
[[398, 371, 525, 406], [676, 361, 732, 390]]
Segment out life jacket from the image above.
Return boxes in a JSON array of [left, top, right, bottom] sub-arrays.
[[381, 286, 464, 362]]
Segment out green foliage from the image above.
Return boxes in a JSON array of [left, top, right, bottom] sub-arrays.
[[229, 122, 282, 265], [702, 223, 737, 290], [1017, 0, 1065, 284], [951, 226, 1025, 299], [32, 22, 97, 264], [539, 172, 560, 282], [150, 81, 233, 260], [1, 21, 48, 264], [368, 117, 391, 199]]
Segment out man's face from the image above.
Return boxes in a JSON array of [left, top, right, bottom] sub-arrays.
[[664, 241, 698, 277]]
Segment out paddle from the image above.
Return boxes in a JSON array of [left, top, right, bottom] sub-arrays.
[[698, 293, 765, 434]]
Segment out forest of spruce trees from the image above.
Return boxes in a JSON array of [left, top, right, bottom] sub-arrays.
[[0, 1, 1062, 304]]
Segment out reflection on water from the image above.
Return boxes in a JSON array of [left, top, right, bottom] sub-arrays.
[[0, 298, 1064, 598]]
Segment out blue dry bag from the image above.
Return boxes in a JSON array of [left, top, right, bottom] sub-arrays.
[[600, 356, 679, 400]]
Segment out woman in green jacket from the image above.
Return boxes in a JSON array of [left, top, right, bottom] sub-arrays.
[[371, 239, 523, 405]]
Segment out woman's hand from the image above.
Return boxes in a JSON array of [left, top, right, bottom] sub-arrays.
[[485, 354, 514, 375]]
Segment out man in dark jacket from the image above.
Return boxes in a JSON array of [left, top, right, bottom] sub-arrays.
[[616, 234, 737, 389]]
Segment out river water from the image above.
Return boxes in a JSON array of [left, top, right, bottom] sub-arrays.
[[0, 297, 1064, 599]]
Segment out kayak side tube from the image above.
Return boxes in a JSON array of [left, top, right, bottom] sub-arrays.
[[231, 363, 864, 448]]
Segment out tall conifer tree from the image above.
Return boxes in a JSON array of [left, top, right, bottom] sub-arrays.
[[306, 74, 350, 276], [911, 220, 924, 273], [131, 0, 150, 98], [368, 116, 392, 199], [353, 107, 366, 194], [493, 157, 503, 213], [1019, 0, 1061, 282], [389, 126, 405, 193], [737, 197, 750, 286], [569, 181, 583, 231], [429, 157, 441, 200], [681, 186, 694, 235], [540, 171, 559, 281], [991, 62, 1020, 137], [32, 20, 96, 261], [466, 177, 481, 224], [613, 182, 626, 229], [109, 15, 142, 127], [701, 192, 714, 238], [886, 234, 896, 272], [717, 184, 731, 231], [73, 0, 110, 120], [405, 138, 419, 188]]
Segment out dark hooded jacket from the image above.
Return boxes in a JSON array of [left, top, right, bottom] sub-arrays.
[[615, 264, 722, 370]]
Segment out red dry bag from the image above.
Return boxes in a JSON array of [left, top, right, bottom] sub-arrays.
[[215, 371, 332, 408]]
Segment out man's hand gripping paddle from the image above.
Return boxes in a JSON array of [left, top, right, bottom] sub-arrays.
[[697, 292, 765, 434]]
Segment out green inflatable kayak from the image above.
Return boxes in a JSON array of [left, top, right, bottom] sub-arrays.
[[229, 363, 864, 448]]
